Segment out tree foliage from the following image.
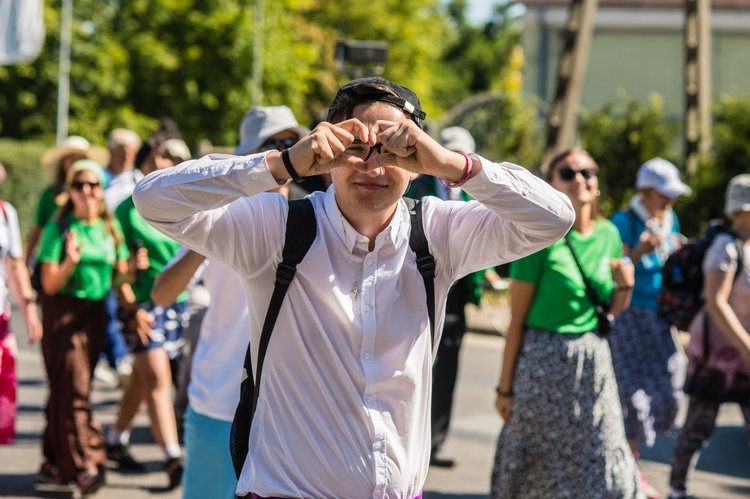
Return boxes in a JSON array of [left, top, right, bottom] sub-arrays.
[[579, 93, 680, 217]]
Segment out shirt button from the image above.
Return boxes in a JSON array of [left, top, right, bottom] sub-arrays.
[[366, 395, 374, 403], [366, 258, 373, 266], [363, 352, 371, 359], [252, 174, 259, 180], [365, 305, 372, 312]]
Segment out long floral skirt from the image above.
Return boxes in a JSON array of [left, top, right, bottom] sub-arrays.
[[490, 327, 643, 499]]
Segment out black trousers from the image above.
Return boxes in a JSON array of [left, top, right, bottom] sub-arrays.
[[431, 277, 468, 454]]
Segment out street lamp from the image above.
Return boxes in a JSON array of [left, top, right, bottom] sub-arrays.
[[335, 40, 388, 79]]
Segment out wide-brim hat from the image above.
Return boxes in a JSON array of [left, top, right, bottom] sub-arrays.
[[234, 106, 310, 156], [41, 136, 110, 173]]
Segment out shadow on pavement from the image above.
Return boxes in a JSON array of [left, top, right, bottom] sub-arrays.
[[0, 473, 75, 498], [639, 425, 750, 480], [424, 494, 487, 499]]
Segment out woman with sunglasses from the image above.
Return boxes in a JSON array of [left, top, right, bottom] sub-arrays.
[[105, 139, 190, 489], [608, 158, 691, 498], [490, 149, 642, 498], [36, 160, 139, 495]]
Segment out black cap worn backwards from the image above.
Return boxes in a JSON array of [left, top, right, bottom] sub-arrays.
[[328, 77, 426, 129]]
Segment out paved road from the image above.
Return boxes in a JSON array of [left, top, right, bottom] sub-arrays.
[[1, 301, 749, 498]]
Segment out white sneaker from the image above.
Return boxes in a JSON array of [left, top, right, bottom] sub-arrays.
[[93, 361, 116, 384], [116, 357, 133, 387]]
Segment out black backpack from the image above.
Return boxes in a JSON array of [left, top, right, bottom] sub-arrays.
[[228, 197, 436, 479], [657, 220, 744, 331]]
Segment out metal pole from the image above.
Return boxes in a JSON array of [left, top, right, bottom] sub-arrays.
[[251, 0, 264, 107], [56, 0, 73, 142]]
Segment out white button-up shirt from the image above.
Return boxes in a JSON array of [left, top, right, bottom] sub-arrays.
[[133, 152, 573, 498]]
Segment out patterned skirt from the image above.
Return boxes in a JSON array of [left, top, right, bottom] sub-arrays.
[[608, 307, 686, 446], [490, 328, 643, 499]]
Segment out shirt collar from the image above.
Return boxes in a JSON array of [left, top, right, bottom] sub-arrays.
[[323, 187, 406, 252]]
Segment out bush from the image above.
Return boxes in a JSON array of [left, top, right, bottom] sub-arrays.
[[579, 93, 680, 218], [677, 95, 750, 236], [0, 139, 52, 240]]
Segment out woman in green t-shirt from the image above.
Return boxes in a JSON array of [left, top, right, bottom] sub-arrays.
[[26, 136, 109, 265], [490, 149, 642, 498], [35, 159, 146, 495]]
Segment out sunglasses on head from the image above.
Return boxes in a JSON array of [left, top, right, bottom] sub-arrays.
[[557, 165, 597, 181], [71, 180, 101, 191], [258, 138, 297, 152]]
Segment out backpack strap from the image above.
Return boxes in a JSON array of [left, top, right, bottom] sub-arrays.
[[626, 208, 639, 248], [244, 198, 317, 420], [403, 197, 436, 348]]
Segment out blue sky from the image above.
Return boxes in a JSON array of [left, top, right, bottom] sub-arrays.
[[466, 0, 496, 25]]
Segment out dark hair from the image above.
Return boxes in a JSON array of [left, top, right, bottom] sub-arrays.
[[546, 147, 601, 219], [327, 77, 426, 129], [545, 147, 598, 181]]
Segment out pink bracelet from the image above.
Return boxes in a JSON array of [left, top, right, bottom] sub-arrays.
[[439, 153, 473, 188]]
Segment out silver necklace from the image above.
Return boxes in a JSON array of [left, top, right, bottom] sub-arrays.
[[340, 212, 361, 302]]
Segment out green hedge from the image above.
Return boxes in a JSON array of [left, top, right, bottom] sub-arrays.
[[0, 139, 52, 239]]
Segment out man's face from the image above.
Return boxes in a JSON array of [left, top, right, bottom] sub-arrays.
[[331, 102, 416, 218], [110, 142, 139, 169]]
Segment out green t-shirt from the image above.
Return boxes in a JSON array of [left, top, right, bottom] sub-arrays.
[[35, 185, 60, 228], [115, 196, 187, 304], [38, 214, 129, 301], [510, 219, 623, 334]]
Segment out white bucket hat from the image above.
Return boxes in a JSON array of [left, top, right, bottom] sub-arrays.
[[725, 174, 750, 216], [234, 106, 310, 155], [439, 126, 476, 154]]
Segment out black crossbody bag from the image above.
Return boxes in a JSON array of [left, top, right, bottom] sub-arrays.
[[564, 236, 615, 336]]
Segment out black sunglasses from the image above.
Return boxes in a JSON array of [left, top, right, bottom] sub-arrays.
[[71, 180, 101, 191], [258, 138, 297, 152], [557, 166, 597, 181]]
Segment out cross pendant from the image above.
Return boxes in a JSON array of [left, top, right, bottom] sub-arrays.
[[351, 287, 359, 302]]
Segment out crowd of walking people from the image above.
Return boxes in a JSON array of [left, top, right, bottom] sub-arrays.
[[0, 76, 748, 498]]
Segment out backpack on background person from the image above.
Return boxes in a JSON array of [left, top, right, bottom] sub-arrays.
[[657, 220, 743, 331]]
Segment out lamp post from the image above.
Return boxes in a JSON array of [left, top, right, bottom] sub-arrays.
[[335, 40, 388, 79], [56, 0, 73, 142], [251, 0, 264, 107]]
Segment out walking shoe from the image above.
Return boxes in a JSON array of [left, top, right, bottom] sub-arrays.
[[76, 469, 105, 495], [106, 443, 145, 470], [429, 452, 456, 468], [164, 456, 183, 490], [638, 472, 659, 499], [36, 462, 65, 485]]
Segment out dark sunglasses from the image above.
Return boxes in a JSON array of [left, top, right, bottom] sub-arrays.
[[258, 138, 297, 152], [557, 166, 597, 181], [71, 180, 101, 191]]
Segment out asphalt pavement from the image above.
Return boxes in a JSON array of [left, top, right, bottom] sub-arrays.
[[1, 298, 749, 498]]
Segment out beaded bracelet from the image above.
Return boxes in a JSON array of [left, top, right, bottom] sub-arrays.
[[281, 149, 306, 184], [439, 153, 473, 188]]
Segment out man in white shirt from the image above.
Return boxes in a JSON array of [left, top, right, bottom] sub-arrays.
[[133, 77, 575, 498]]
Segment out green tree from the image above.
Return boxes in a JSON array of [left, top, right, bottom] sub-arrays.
[[579, 93, 680, 217]]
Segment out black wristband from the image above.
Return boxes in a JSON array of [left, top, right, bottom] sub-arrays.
[[281, 149, 305, 184], [495, 386, 513, 397]]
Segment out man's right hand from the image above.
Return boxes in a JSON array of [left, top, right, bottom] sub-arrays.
[[267, 119, 371, 180]]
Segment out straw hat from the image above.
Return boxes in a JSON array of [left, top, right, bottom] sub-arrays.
[[41, 136, 110, 172]]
